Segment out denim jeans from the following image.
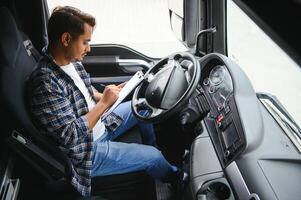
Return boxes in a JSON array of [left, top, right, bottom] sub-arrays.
[[91, 101, 178, 180]]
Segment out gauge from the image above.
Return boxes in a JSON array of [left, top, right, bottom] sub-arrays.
[[207, 65, 234, 110], [209, 65, 226, 86]]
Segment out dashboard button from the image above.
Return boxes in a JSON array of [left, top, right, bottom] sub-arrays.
[[224, 105, 230, 114], [216, 114, 224, 123], [203, 78, 209, 86], [218, 105, 224, 111], [209, 86, 216, 93], [225, 150, 231, 157]]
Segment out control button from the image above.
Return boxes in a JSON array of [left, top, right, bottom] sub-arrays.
[[216, 114, 224, 129], [224, 105, 231, 114], [218, 105, 224, 111], [209, 86, 216, 93], [216, 114, 224, 123], [203, 78, 209, 86], [225, 150, 231, 157]]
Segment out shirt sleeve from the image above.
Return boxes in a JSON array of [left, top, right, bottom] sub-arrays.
[[30, 79, 90, 146]]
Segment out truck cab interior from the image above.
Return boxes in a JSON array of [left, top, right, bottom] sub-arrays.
[[1, 0, 301, 200]]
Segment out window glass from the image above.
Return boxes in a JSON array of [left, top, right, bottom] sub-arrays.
[[227, 0, 301, 126], [47, 0, 187, 58]]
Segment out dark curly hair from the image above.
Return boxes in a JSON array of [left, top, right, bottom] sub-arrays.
[[48, 6, 96, 44]]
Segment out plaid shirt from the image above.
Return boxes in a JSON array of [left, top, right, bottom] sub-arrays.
[[28, 51, 122, 196]]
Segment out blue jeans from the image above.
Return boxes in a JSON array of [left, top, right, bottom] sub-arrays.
[[91, 101, 178, 181]]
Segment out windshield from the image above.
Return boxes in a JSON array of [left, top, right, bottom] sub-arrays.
[[46, 0, 187, 58], [227, 0, 301, 127]]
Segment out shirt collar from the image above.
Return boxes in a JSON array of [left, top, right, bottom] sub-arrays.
[[41, 45, 57, 63]]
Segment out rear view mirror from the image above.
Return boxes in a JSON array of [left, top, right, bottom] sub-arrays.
[[168, 0, 184, 42], [168, 0, 204, 48]]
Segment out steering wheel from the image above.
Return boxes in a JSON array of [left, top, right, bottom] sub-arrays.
[[131, 51, 201, 122]]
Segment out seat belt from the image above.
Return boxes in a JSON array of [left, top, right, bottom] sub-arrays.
[[23, 39, 41, 62], [20, 31, 41, 61]]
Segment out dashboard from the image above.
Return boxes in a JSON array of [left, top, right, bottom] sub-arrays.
[[199, 59, 246, 168], [189, 53, 301, 200]]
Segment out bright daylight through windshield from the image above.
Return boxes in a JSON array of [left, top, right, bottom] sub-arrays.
[[47, 0, 301, 127], [47, 0, 187, 58]]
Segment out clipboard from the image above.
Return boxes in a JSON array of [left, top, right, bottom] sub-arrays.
[[101, 71, 144, 119]]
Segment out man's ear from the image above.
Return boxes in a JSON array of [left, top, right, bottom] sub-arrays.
[[61, 32, 71, 47]]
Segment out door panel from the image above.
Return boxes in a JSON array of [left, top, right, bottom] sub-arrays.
[[82, 44, 156, 90], [83, 55, 149, 77]]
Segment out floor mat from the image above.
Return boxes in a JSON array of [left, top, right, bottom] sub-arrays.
[[155, 180, 175, 200]]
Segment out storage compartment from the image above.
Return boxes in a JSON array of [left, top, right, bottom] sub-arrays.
[[190, 136, 222, 178], [190, 131, 234, 199]]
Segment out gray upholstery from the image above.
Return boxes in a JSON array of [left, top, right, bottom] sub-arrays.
[[0, 7, 37, 125]]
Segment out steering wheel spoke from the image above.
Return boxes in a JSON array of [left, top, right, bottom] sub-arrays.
[[147, 107, 165, 118], [134, 98, 148, 108], [133, 97, 165, 118]]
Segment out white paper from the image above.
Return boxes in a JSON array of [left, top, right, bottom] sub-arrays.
[[102, 71, 144, 119]]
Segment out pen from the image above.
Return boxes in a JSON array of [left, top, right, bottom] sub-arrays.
[[99, 83, 126, 88]]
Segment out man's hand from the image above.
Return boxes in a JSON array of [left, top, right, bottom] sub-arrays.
[[117, 82, 127, 89], [100, 84, 121, 108], [93, 91, 103, 102], [87, 85, 120, 130], [87, 84, 124, 129]]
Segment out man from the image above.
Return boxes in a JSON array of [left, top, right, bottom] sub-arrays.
[[27, 6, 183, 197]]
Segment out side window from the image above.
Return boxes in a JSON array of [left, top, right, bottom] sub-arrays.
[[227, 0, 301, 126]]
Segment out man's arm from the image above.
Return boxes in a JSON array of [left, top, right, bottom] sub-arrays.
[[30, 81, 91, 146]]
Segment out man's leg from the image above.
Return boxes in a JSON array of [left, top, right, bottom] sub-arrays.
[[91, 140, 178, 180], [105, 101, 156, 146], [93, 101, 186, 197]]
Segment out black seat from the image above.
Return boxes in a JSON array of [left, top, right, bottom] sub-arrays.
[[0, 6, 156, 200]]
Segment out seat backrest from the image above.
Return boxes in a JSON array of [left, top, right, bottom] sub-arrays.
[[0, 7, 37, 126], [0, 6, 70, 181]]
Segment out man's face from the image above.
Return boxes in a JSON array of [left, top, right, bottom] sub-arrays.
[[66, 23, 93, 62]]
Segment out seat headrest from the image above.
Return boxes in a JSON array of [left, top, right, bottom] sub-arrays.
[[0, 7, 22, 67]]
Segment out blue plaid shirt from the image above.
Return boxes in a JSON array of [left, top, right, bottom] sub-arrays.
[[28, 51, 122, 196]]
